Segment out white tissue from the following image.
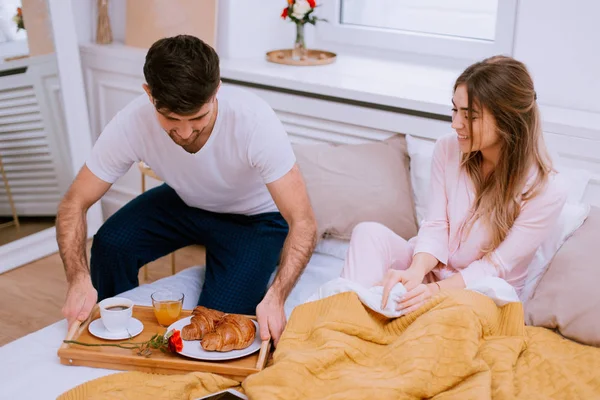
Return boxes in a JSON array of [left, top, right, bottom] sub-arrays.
[[306, 277, 407, 318]]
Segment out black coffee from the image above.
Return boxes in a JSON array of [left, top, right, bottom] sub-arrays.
[[106, 305, 130, 311]]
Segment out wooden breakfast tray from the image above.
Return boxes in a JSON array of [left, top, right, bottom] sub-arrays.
[[57, 306, 271, 382]]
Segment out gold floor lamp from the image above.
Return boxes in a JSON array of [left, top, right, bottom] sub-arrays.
[[0, 151, 20, 231]]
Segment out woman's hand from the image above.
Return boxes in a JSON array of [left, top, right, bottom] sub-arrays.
[[380, 267, 425, 309], [396, 283, 439, 314]]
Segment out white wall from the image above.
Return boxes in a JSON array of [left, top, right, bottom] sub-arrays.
[[68, 0, 600, 126], [513, 0, 600, 114], [72, 0, 126, 45], [73, 0, 600, 220], [213, 0, 600, 116], [71, 0, 314, 57], [70, 0, 599, 126], [111, 0, 596, 116], [215, 0, 317, 58]]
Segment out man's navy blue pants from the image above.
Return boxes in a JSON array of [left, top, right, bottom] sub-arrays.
[[90, 184, 288, 315]]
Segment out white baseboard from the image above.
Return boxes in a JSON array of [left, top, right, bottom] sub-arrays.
[[0, 227, 59, 274], [0, 211, 102, 274]]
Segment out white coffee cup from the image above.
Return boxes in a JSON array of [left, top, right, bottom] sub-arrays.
[[98, 297, 134, 333]]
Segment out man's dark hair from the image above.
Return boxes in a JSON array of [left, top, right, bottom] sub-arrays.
[[143, 35, 220, 115]]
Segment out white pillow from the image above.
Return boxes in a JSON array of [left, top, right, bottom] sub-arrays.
[[314, 238, 350, 260], [405, 135, 435, 227], [405, 134, 591, 303]]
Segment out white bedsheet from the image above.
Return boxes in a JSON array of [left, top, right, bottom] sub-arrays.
[[0, 252, 344, 400]]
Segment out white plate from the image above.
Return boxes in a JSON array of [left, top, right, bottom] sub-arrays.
[[167, 316, 262, 361], [88, 318, 144, 340]]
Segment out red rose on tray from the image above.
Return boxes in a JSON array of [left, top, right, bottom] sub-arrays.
[[168, 329, 183, 353], [64, 328, 184, 358]]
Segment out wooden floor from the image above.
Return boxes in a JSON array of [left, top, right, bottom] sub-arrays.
[[0, 216, 55, 246], [0, 242, 206, 346]]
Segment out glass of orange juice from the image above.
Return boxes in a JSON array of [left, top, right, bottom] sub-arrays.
[[151, 290, 184, 327]]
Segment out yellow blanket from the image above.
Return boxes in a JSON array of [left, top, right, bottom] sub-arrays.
[[58, 371, 240, 400], [244, 290, 600, 399], [60, 290, 600, 399]]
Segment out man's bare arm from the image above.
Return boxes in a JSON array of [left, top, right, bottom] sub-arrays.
[[57, 165, 111, 283], [58, 165, 113, 329], [256, 164, 316, 345], [265, 164, 317, 301]]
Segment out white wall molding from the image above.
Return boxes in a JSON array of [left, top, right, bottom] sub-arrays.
[[83, 65, 144, 139], [97, 79, 143, 137], [0, 227, 58, 274], [240, 84, 451, 141], [80, 50, 148, 219]]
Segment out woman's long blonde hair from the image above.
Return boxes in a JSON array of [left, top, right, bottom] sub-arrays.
[[456, 55, 553, 253]]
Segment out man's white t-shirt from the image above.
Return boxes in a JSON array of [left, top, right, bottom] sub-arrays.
[[86, 86, 296, 215]]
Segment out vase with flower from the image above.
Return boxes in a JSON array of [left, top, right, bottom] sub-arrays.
[[281, 0, 326, 60], [12, 7, 24, 32]]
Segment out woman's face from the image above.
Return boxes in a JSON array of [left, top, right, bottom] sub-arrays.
[[451, 84, 499, 156]]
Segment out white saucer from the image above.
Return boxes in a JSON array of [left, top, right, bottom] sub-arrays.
[[88, 318, 144, 340]]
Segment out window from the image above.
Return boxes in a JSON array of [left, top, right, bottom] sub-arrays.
[[341, 0, 498, 41], [316, 0, 517, 61]]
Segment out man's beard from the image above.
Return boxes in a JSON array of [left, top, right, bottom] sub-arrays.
[[167, 129, 202, 153]]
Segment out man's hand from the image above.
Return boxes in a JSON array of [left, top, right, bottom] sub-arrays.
[[380, 267, 425, 309], [62, 276, 98, 330], [256, 292, 286, 347], [396, 283, 439, 314]]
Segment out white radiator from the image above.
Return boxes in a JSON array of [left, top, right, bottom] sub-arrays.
[[0, 54, 72, 216]]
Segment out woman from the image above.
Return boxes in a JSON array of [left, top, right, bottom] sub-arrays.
[[340, 55, 567, 314]]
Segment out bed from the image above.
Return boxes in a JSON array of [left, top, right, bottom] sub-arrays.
[[2, 134, 599, 399], [0, 248, 345, 399]]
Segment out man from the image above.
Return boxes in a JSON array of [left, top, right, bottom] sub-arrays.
[[58, 35, 317, 346]]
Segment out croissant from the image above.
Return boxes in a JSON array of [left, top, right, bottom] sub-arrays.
[[181, 306, 225, 341], [201, 314, 256, 352]]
